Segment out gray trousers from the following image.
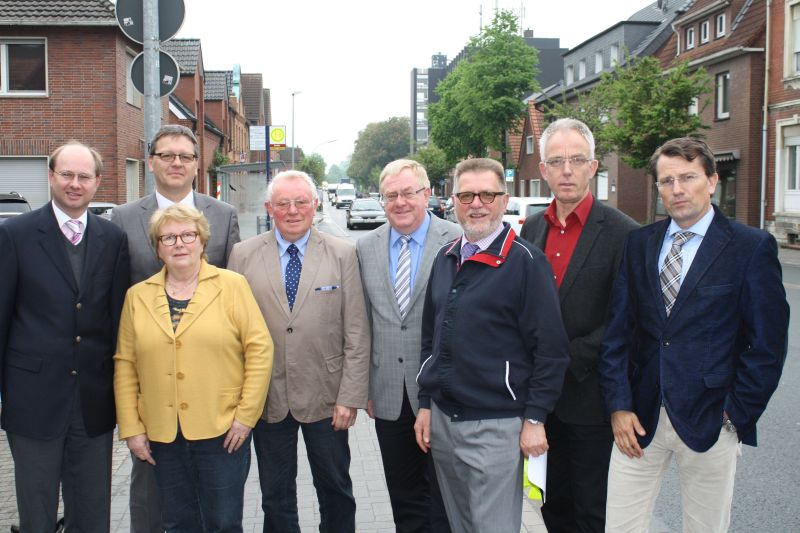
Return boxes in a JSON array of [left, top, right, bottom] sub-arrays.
[[430, 402, 524, 533], [7, 397, 112, 533], [129, 456, 163, 532]]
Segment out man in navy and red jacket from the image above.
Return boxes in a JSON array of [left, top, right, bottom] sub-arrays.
[[414, 157, 570, 532]]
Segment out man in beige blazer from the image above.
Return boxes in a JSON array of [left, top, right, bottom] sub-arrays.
[[227, 170, 370, 533]]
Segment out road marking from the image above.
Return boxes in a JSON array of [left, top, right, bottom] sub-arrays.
[[784, 282, 800, 290]]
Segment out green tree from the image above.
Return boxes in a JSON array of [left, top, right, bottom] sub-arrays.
[[208, 148, 230, 179], [297, 153, 326, 183], [409, 144, 450, 192], [429, 9, 539, 165], [349, 117, 410, 191], [325, 164, 346, 184]]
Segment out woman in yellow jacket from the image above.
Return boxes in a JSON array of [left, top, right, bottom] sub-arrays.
[[114, 204, 273, 531]]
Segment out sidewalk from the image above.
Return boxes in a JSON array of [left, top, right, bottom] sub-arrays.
[[0, 412, 547, 532]]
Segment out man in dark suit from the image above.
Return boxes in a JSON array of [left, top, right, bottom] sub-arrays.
[[111, 124, 240, 532], [599, 137, 789, 532], [357, 159, 460, 532], [521, 118, 637, 533], [0, 141, 130, 532]]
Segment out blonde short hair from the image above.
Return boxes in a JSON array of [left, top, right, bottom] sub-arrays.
[[378, 159, 430, 191], [148, 204, 210, 261]]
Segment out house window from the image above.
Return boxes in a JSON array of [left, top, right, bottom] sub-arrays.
[[0, 38, 47, 95], [716, 13, 726, 37], [525, 135, 534, 155], [716, 72, 730, 119], [688, 97, 699, 116], [597, 170, 609, 201], [595, 51, 603, 73], [685, 27, 695, 50], [578, 59, 586, 80], [530, 179, 541, 196], [566, 65, 574, 85], [787, 144, 800, 190], [126, 52, 142, 107], [610, 44, 619, 66], [700, 20, 710, 43], [791, 4, 800, 74]]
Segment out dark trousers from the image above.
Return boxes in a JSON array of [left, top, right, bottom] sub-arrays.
[[541, 413, 613, 533], [129, 455, 163, 533], [374, 389, 451, 533], [7, 393, 112, 533], [150, 431, 251, 533], [253, 413, 355, 533]]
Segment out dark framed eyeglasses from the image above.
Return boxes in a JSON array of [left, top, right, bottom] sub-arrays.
[[158, 231, 199, 246], [153, 152, 198, 164], [454, 191, 506, 204]]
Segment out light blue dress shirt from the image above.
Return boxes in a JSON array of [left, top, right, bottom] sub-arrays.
[[658, 207, 715, 285], [276, 228, 310, 285], [388, 213, 432, 291]]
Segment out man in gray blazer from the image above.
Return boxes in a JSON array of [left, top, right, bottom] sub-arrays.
[[356, 159, 460, 532], [111, 124, 240, 532], [520, 118, 637, 533]]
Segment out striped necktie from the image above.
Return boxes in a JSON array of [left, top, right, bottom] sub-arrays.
[[62, 219, 84, 245], [659, 231, 694, 316], [394, 235, 412, 318]]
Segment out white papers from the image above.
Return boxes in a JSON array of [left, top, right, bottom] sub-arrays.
[[527, 452, 547, 502]]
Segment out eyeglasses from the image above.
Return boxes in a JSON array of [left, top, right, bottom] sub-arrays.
[[54, 170, 96, 184], [158, 231, 199, 246], [454, 191, 506, 204], [543, 156, 591, 169], [655, 174, 700, 188], [382, 187, 426, 203], [152, 152, 198, 164], [272, 199, 313, 210]]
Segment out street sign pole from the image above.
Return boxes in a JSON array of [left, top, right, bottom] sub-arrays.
[[143, 0, 160, 195], [265, 125, 271, 231]]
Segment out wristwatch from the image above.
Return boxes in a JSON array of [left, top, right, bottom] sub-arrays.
[[526, 419, 542, 425], [722, 415, 737, 433]]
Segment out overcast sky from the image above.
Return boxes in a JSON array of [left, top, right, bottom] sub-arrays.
[[172, 0, 651, 170]]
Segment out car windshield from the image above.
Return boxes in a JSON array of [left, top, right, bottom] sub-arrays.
[[0, 202, 30, 214], [428, 197, 440, 207], [353, 200, 381, 210], [525, 204, 548, 217]]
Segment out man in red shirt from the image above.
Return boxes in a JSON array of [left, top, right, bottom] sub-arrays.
[[521, 118, 637, 533]]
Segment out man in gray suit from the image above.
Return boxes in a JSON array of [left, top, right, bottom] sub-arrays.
[[520, 118, 637, 533], [111, 124, 240, 532], [356, 159, 460, 532]]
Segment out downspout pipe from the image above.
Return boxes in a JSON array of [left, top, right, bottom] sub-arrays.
[[760, 0, 772, 230]]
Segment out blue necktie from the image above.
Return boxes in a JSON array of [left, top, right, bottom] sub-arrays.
[[285, 244, 301, 311], [461, 242, 479, 263]]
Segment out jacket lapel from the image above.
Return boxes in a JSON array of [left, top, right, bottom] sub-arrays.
[[78, 213, 106, 298], [559, 204, 603, 301], [37, 205, 78, 293], [374, 225, 401, 318], [290, 229, 322, 318], [140, 270, 176, 339], [175, 262, 221, 337], [260, 231, 292, 320], [138, 195, 159, 264], [646, 219, 670, 321]]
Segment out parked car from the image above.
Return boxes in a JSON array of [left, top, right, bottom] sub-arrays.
[[0, 192, 32, 223], [346, 198, 387, 230], [444, 197, 457, 223], [427, 196, 446, 218], [88, 201, 118, 220], [504, 196, 552, 234]]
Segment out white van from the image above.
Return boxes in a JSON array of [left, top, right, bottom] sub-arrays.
[[334, 183, 356, 208], [504, 196, 552, 234]]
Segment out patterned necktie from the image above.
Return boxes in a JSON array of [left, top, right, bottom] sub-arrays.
[[394, 235, 412, 318], [659, 231, 695, 316], [285, 244, 302, 311], [461, 242, 480, 263], [62, 219, 84, 245]]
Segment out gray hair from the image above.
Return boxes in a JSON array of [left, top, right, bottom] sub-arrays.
[[379, 159, 431, 190], [453, 158, 506, 193], [539, 118, 595, 160], [266, 170, 318, 202]]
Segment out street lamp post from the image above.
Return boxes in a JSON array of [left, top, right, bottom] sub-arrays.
[[291, 90, 301, 169]]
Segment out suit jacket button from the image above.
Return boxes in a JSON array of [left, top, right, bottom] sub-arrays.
[[663, 341, 670, 347], [175, 340, 182, 348], [287, 327, 293, 333], [70, 370, 77, 376], [398, 357, 404, 363], [75, 302, 82, 310], [401, 326, 407, 331], [180, 402, 188, 410], [75, 336, 81, 343], [176, 372, 185, 380]]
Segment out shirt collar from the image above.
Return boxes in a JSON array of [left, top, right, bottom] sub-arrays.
[[51, 202, 88, 228], [666, 205, 715, 239], [390, 212, 431, 248], [463, 220, 505, 252], [544, 192, 594, 227], [275, 228, 311, 257], [155, 189, 194, 210]]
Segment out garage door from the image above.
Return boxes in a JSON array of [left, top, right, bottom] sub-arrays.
[[0, 157, 49, 209]]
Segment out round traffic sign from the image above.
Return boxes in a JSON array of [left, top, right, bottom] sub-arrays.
[[130, 51, 181, 98], [116, 0, 185, 44], [270, 128, 286, 143]]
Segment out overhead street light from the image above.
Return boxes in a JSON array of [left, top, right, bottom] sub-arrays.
[[291, 90, 302, 169]]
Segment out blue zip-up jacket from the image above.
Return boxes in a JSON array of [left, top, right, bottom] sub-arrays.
[[417, 223, 570, 422]]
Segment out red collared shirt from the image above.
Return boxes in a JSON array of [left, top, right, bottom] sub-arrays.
[[543, 193, 594, 287]]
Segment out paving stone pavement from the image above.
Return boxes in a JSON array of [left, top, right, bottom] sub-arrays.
[[0, 412, 546, 532]]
